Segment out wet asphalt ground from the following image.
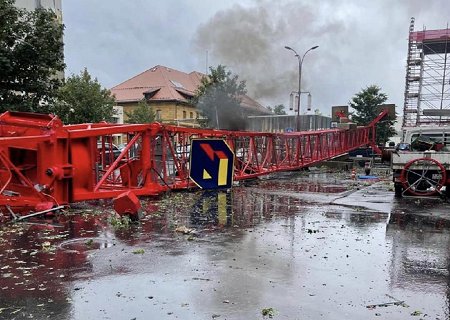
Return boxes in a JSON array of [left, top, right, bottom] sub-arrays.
[[1, 169, 450, 320]]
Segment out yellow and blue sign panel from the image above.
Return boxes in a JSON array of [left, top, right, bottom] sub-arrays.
[[189, 139, 234, 189]]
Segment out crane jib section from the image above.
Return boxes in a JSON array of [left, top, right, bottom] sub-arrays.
[[0, 110, 386, 214]]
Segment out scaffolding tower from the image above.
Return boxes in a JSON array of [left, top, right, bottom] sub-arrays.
[[403, 18, 450, 127]]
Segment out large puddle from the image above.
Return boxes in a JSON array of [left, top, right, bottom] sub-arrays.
[[0, 171, 449, 319]]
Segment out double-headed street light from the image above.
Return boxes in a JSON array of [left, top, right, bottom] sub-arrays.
[[284, 45, 319, 131]]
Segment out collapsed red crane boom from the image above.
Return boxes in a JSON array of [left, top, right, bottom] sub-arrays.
[[0, 110, 388, 216]]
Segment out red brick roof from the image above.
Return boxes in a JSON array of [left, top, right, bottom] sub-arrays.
[[110, 65, 270, 114], [111, 65, 202, 103]]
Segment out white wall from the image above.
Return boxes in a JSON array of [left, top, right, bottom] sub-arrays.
[[15, 0, 62, 16], [112, 106, 124, 124]]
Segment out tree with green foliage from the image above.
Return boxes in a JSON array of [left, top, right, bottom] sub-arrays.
[[52, 68, 115, 124], [267, 104, 287, 115], [125, 100, 155, 124], [192, 65, 247, 130], [349, 85, 396, 145], [0, 0, 65, 112]]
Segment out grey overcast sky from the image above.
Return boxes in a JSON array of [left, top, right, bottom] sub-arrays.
[[62, 0, 450, 115]]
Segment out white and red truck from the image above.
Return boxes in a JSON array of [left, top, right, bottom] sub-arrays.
[[392, 126, 450, 198]]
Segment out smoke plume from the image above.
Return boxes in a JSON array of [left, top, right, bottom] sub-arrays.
[[192, 0, 449, 114]]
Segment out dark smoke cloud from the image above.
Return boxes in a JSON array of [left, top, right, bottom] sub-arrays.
[[192, 0, 449, 115]]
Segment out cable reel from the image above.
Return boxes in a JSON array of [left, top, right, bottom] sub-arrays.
[[400, 157, 447, 196]]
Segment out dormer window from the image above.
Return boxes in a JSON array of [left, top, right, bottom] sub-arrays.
[[170, 80, 184, 88]]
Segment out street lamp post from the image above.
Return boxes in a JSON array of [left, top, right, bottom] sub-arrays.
[[284, 45, 319, 131]]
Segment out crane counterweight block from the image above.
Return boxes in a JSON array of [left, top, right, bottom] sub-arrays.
[[113, 191, 142, 220]]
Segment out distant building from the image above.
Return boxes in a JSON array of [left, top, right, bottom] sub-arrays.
[[14, 0, 62, 20], [111, 106, 124, 145], [14, 0, 64, 80], [247, 114, 331, 132], [110, 65, 270, 127], [112, 105, 124, 124]]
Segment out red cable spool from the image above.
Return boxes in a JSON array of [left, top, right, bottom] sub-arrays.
[[400, 157, 446, 196]]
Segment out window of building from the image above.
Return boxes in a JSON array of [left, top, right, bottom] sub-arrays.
[[183, 111, 187, 119], [190, 112, 194, 119], [156, 110, 161, 120]]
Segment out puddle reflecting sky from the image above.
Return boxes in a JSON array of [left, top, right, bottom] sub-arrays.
[[0, 172, 449, 319]]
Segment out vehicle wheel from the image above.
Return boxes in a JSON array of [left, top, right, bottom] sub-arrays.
[[400, 158, 446, 196], [443, 184, 450, 201], [394, 183, 403, 198]]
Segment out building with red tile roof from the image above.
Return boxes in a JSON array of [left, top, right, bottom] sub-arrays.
[[110, 65, 270, 126]]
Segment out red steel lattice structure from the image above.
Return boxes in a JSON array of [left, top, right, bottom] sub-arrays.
[[0, 111, 387, 216]]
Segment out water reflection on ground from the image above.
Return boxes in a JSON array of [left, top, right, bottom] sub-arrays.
[[0, 172, 449, 319]]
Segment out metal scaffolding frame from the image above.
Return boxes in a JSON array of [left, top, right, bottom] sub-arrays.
[[403, 18, 450, 127]]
